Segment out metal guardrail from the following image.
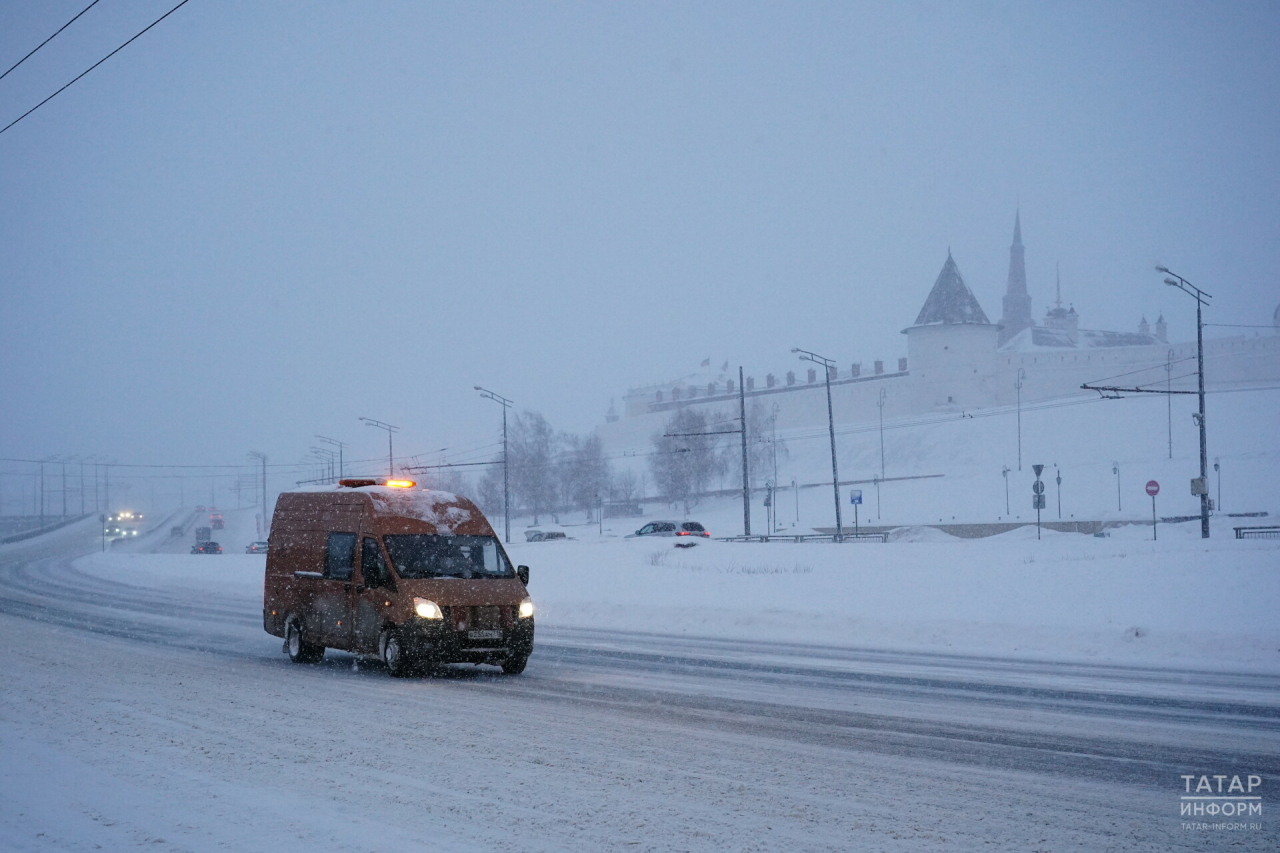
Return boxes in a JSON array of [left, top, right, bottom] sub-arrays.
[[1234, 526, 1280, 540], [0, 514, 92, 544], [718, 532, 888, 544]]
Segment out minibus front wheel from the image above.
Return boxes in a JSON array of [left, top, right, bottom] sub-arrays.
[[286, 619, 324, 664], [380, 628, 414, 678]]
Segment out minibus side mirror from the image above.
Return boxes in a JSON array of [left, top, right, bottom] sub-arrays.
[[517, 565, 530, 586]]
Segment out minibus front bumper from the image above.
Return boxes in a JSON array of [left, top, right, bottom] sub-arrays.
[[401, 616, 534, 664]]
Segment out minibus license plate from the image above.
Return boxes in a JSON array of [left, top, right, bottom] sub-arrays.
[[468, 629, 501, 641]]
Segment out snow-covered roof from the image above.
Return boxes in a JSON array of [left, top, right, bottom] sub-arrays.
[[998, 326, 1161, 352], [286, 484, 474, 529], [909, 253, 992, 328]]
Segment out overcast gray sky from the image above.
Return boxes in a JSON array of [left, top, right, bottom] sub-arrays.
[[2, 1, 1277, 482]]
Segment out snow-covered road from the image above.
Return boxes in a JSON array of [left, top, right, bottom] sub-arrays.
[[1, 521, 1276, 851]]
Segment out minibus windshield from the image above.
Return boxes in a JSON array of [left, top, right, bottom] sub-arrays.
[[382, 534, 515, 579]]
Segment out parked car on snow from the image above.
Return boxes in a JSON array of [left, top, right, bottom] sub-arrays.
[[524, 530, 568, 542], [192, 541, 223, 554], [245, 541, 268, 554], [628, 521, 710, 539]]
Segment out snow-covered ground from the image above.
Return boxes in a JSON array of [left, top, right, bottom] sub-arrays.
[[75, 514, 1280, 673], [1, 508, 1276, 851]]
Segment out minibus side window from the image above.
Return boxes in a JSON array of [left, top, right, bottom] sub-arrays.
[[325, 532, 357, 580], [361, 536, 389, 588]]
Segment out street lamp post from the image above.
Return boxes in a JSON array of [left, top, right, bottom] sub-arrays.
[[1112, 462, 1121, 512], [360, 418, 400, 476], [316, 435, 347, 480], [792, 348, 842, 540], [1002, 465, 1010, 516], [475, 386, 513, 544], [1157, 266, 1212, 539], [1055, 465, 1062, 519], [1015, 368, 1026, 471], [310, 447, 337, 483]]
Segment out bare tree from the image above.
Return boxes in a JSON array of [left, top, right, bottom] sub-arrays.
[[611, 468, 640, 503], [475, 458, 505, 519], [746, 401, 788, 487], [557, 432, 611, 521], [510, 411, 559, 524], [649, 407, 725, 514]]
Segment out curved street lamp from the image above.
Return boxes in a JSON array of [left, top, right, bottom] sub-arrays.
[[1156, 265, 1212, 538], [792, 348, 841, 540]]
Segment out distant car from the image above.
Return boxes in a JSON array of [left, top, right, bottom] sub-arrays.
[[524, 530, 568, 542], [628, 521, 710, 539], [195, 505, 206, 512], [245, 541, 268, 554], [191, 541, 222, 554]]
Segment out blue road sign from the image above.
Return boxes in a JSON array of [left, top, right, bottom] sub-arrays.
[[850, 490, 863, 505]]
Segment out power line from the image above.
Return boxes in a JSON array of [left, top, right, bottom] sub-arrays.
[[0, 0, 195, 138], [0, 0, 105, 82]]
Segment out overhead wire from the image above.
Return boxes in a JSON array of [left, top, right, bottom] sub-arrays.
[[0, 0, 104, 82], [0, 0, 195, 138]]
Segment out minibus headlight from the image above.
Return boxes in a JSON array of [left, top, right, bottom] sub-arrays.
[[518, 598, 534, 619], [413, 598, 443, 620]]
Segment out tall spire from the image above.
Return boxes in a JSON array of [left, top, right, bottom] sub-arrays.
[[1055, 262, 1062, 309], [998, 209, 1034, 345]]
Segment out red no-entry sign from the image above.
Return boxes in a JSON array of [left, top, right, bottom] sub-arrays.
[[1146, 480, 1160, 497]]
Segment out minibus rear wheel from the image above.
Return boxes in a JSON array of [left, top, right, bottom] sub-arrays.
[[286, 620, 324, 664]]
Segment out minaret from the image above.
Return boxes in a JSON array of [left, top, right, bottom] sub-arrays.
[[998, 210, 1034, 345]]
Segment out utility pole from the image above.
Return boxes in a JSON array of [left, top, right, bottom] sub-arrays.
[[1214, 457, 1221, 512], [248, 452, 268, 536], [739, 366, 751, 537], [771, 403, 779, 531], [1165, 348, 1174, 459], [1157, 266, 1212, 538], [475, 387, 513, 544], [877, 387, 887, 482], [360, 418, 399, 476], [793, 348, 841, 540], [317, 435, 347, 480], [1015, 368, 1026, 471]]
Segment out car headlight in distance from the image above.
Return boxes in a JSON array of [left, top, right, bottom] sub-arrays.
[[518, 598, 535, 619], [413, 598, 443, 620]]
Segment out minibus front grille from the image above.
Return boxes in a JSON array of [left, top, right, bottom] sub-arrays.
[[448, 605, 512, 633]]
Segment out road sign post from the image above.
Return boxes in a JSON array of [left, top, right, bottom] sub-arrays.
[[1146, 480, 1160, 540], [1032, 465, 1045, 540], [850, 489, 862, 536]]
